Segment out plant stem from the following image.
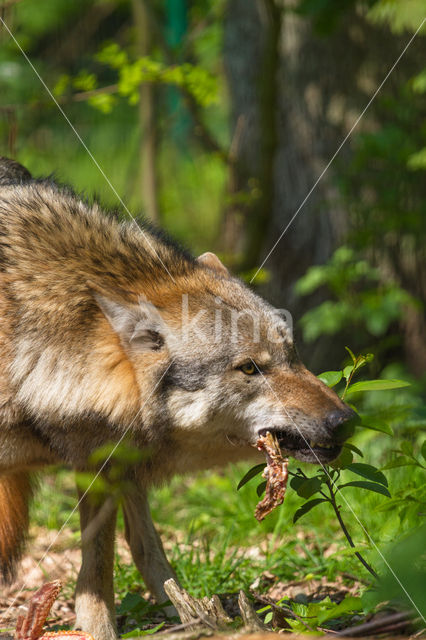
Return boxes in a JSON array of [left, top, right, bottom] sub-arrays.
[[326, 479, 378, 580]]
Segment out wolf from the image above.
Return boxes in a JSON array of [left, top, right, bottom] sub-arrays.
[[0, 157, 354, 640]]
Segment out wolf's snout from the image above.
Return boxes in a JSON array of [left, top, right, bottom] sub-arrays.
[[324, 407, 356, 431]]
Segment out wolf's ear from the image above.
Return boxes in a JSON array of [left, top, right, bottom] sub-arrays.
[[89, 283, 166, 352], [196, 252, 229, 277]]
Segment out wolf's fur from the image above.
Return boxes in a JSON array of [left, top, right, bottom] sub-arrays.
[[0, 158, 353, 640], [0, 471, 33, 581]]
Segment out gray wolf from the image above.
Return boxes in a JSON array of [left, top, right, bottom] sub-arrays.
[[0, 157, 354, 640]]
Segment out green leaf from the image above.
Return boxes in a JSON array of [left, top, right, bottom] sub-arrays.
[[382, 456, 418, 470], [360, 419, 394, 436], [237, 464, 265, 490], [256, 480, 267, 497], [117, 593, 148, 615], [346, 463, 388, 487], [400, 440, 414, 457], [317, 370, 343, 387], [329, 447, 353, 469], [412, 69, 426, 94], [345, 346, 357, 364], [343, 442, 363, 457], [293, 498, 328, 523], [296, 477, 323, 499], [290, 475, 306, 492], [421, 440, 426, 462], [339, 480, 391, 497], [346, 379, 410, 395], [75, 471, 107, 494], [121, 623, 165, 637], [317, 597, 363, 624], [343, 364, 353, 381], [408, 147, 426, 170]]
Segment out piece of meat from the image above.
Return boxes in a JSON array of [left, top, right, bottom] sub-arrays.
[[15, 581, 62, 640], [255, 431, 288, 521], [14, 580, 94, 640]]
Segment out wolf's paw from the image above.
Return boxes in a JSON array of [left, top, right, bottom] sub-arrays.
[[74, 594, 117, 640]]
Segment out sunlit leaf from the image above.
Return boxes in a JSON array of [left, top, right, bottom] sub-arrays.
[[346, 379, 410, 394], [343, 364, 353, 381], [317, 370, 343, 387], [345, 346, 357, 364], [360, 419, 393, 436], [317, 596, 363, 624]]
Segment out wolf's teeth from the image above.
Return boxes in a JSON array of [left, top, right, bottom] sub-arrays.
[[309, 441, 333, 449]]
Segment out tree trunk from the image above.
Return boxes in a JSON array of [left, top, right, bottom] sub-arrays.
[[223, 1, 425, 372], [221, 0, 281, 269], [132, 0, 160, 223]]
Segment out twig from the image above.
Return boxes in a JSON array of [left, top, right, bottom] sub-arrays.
[[161, 619, 202, 633], [336, 611, 415, 636], [72, 84, 118, 102], [326, 477, 378, 580]]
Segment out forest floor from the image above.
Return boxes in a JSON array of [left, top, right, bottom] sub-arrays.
[[1, 469, 424, 639], [0, 527, 421, 640]]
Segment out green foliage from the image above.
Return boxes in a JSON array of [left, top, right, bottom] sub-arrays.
[[295, 247, 415, 342], [370, 524, 426, 619], [53, 42, 218, 113], [239, 348, 419, 580], [113, 564, 173, 635], [75, 441, 146, 503], [258, 594, 363, 633], [367, 0, 426, 34]]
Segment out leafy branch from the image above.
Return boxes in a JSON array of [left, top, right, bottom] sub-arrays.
[[239, 348, 411, 580]]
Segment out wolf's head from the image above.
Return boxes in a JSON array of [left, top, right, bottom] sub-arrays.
[[93, 252, 355, 469]]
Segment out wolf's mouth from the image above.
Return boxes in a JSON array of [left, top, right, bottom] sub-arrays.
[[258, 428, 341, 463]]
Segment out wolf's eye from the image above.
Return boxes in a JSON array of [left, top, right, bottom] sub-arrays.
[[239, 362, 258, 375]]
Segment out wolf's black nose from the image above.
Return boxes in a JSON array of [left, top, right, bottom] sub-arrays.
[[325, 407, 357, 431]]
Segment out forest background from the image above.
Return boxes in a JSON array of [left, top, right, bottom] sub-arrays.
[[0, 0, 425, 636]]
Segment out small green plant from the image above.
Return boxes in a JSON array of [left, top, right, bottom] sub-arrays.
[[116, 591, 168, 636], [258, 594, 364, 634], [238, 348, 410, 580]]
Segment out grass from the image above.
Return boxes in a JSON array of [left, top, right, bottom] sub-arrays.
[[31, 456, 380, 592], [26, 421, 426, 635]]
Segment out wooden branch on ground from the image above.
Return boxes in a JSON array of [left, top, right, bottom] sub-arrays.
[[163, 579, 271, 635], [238, 591, 268, 632], [335, 610, 417, 637], [164, 579, 232, 632]]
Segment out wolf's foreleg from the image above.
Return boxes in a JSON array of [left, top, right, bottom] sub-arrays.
[[74, 489, 118, 640], [122, 490, 177, 614]]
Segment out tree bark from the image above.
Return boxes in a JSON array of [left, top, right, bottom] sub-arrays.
[[223, 1, 425, 372], [221, 0, 281, 268], [132, 0, 160, 223]]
